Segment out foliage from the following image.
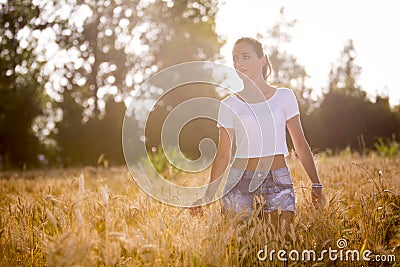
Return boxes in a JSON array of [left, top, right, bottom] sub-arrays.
[[52, 95, 127, 167], [0, 0, 224, 168], [144, 83, 220, 160], [140, 146, 184, 181], [0, 1, 49, 168], [306, 40, 400, 153], [375, 135, 399, 157], [0, 155, 399, 266], [50, 0, 144, 117], [150, 0, 225, 68], [1, 1, 400, 168], [54, 0, 224, 166], [328, 39, 363, 97], [256, 12, 400, 156]]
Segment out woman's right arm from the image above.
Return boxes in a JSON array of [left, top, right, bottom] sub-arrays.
[[203, 127, 234, 201], [190, 127, 234, 216], [210, 127, 234, 181]]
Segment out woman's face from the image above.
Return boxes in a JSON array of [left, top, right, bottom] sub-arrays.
[[232, 42, 265, 81]]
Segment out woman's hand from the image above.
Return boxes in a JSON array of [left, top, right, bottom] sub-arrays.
[[189, 198, 205, 216], [189, 206, 204, 216], [311, 188, 325, 208]]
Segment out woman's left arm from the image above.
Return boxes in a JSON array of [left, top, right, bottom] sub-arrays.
[[286, 115, 325, 207]]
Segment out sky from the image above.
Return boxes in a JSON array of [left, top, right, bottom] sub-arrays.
[[215, 0, 400, 106]]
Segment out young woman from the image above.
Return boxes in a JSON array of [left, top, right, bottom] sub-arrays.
[[191, 37, 324, 231]]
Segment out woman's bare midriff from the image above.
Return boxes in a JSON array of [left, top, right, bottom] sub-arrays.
[[232, 154, 287, 171]]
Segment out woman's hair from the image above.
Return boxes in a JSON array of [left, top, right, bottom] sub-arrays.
[[234, 37, 273, 80]]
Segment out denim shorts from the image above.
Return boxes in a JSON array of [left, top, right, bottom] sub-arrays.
[[221, 167, 296, 214]]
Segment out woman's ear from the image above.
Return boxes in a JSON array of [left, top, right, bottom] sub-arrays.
[[261, 54, 267, 67]]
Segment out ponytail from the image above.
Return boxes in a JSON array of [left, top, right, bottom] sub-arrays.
[[262, 54, 272, 80]]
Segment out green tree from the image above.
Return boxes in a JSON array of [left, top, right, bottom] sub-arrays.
[[309, 39, 400, 151], [149, 0, 224, 68], [139, 0, 225, 160], [328, 39, 366, 98], [54, 0, 146, 118], [0, 0, 48, 169], [80, 98, 126, 166], [53, 88, 87, 166], [51, 0, 225, 166]]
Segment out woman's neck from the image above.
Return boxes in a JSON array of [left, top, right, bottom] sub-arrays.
[[242, 77, 275, 98]]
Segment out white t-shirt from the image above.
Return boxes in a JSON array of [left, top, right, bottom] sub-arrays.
[[217, 88, 299, 158]]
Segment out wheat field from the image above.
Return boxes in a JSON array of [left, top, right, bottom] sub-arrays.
[[0, 152, 399, 266]]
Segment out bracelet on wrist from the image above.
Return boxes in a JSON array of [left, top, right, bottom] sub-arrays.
[[312, 183, 323, 189]]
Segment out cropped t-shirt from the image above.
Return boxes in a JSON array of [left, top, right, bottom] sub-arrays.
[[217, 88, 299, 158]]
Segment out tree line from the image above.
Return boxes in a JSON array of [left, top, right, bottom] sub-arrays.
[[0, 2, 399, 169]]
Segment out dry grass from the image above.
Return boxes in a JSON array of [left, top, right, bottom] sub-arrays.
[[0, 153, 399, 266]]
